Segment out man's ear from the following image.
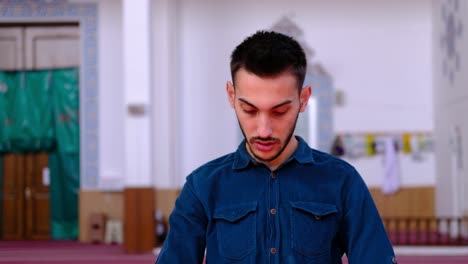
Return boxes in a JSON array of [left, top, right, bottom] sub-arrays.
[[226, 81, 235, 108], [299, 85, 312, 112]]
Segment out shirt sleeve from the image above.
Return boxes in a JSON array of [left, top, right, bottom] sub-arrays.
[[339, 168, 398, 264], [156, 175, 207, 264]]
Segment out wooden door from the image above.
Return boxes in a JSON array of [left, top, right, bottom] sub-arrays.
[[0, 25, 79, 240], [24, 26, 80, 69], [24, 153, 50, 240], [1, 153, 50, 240], [1, 154, 26, 240], [0, 27, 23, 70], [22, 25, 80, 240], [0, 27, 24, 240]]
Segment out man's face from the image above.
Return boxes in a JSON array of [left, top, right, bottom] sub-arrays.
[[227, 68, 311, 168]]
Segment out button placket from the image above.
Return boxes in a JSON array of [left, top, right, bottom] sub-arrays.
[[268, 170, 280, 261]]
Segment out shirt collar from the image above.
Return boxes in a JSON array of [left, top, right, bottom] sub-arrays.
[[232, 136, 316, 170]]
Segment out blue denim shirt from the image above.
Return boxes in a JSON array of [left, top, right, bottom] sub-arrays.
[[156, 136, 397, 263]]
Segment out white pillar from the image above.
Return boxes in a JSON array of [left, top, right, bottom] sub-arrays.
[[122, 0, 152, 186], [152, 0, 179, 188]]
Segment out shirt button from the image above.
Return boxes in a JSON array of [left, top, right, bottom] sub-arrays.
[[270, 247, 276, 254], [270, 208, 277, 215], [271, 173, 276, 179], [392, 257, 397, 263]]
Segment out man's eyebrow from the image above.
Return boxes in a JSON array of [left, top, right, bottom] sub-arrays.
[[238, 98, 257, 108], [238, 98, 292, 109], [272, 100, 293, 109]]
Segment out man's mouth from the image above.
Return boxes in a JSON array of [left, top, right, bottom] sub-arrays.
[[254, 140, 276, 152]]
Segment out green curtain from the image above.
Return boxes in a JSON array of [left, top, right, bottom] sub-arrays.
[[0, 71, 55, 152], [50, 69, 80, 240], [50, 69, 80, 153], [49, 152, 79, 239], [0, 68, 80, 240]]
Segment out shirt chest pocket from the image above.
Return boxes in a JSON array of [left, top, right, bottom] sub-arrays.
[[290, 201, 338, 257], [213, 202, 257, 260]]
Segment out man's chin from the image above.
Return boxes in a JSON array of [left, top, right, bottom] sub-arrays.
[[252, 150, 279, 163], [246, 142, 282, 163]]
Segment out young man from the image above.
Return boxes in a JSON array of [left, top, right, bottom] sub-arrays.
[[156, 31, 396, 263]]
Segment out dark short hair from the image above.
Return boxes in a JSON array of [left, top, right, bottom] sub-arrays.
[[230, 30, 307, 90]]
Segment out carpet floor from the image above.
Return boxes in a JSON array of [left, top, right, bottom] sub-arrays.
[[1, 241, 467, 263], [0, 241, 155, 264]]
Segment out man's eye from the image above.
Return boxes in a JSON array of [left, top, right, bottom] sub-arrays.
[[243, 109, 256, 114], [273, 110, 287, 116]]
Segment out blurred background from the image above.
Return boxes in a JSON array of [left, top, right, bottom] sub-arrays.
[[0, 0, 467, 263]]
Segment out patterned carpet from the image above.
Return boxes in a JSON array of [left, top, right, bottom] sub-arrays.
[[0, 241, 467, 263]]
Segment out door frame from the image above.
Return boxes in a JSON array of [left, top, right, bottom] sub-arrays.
[[0, 0, 99, 189]]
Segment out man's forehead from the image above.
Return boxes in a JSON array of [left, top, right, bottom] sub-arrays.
[[234, 74, 296, 88], [233, 81, 299, 99]]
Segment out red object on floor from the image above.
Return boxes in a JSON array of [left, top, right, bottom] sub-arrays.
[[388, 230, 468, 246], [342, 255, 468, 264]]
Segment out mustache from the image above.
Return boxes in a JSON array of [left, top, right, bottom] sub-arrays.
[[249, 137, 279, 144]]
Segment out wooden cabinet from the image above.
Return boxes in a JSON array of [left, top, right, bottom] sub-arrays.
[[124, 188, 155, 253]]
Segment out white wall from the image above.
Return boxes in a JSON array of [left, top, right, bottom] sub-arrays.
[[89, 0, 435, 189], [344, 154, 435, 187], [175, 0, 434, 187]]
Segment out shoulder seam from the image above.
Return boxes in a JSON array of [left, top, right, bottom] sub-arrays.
[[192, 153, 236, 174]]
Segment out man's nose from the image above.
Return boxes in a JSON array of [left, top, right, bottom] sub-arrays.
[[257, 115, 272, 138]]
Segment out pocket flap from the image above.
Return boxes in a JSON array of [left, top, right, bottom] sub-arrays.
[[291, 201, 337, 217], [213, 202, 257, 222]]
